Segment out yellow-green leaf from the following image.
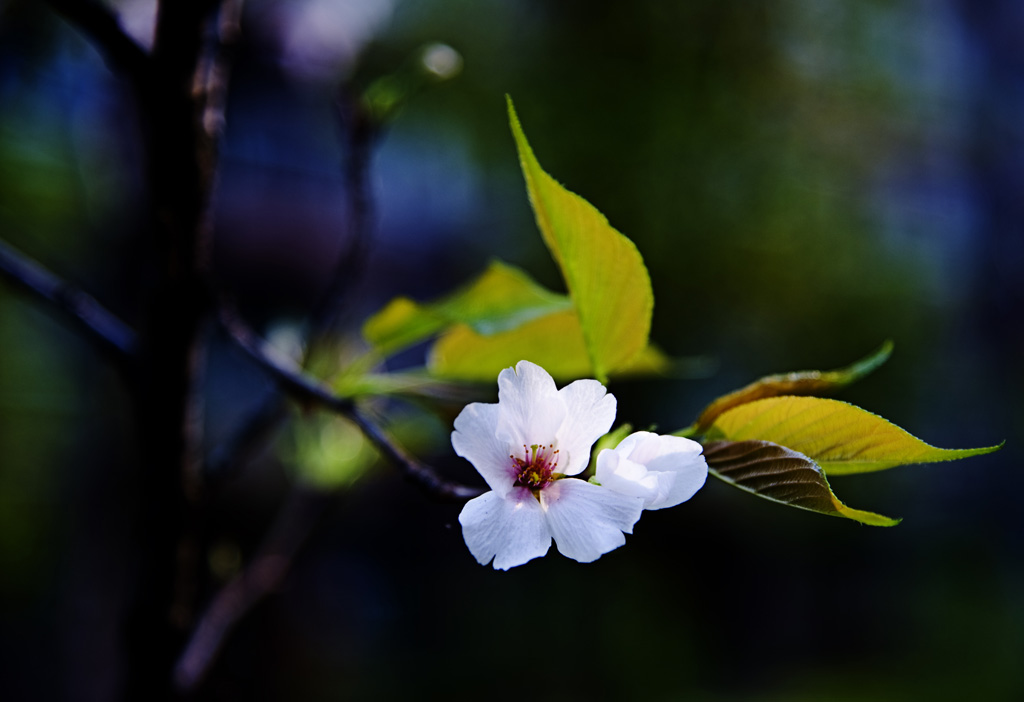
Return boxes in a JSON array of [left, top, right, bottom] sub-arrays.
[[428, 308, 593, 381], [428, 307, 672, 382], [703, 439, 900, 526], [691, 341, 893, 433], [508, 97, 653, 381], [362, 297, 440, 355], [362, 259, 571, 355], [706, 396, 1002, 475]]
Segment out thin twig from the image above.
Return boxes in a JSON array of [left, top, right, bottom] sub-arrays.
[[218, 303, 356, 413], [218, 303, 483, 502], [173, 486, 335, 692], [0, 238, 138, 360], [45, 0, 152, 83], [307, 87, 380, 340], [346, 405, 482, 501]]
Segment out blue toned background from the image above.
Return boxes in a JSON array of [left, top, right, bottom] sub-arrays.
[[1, 0, 1021, 699]]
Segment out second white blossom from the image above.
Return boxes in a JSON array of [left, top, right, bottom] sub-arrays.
[[596, 431, 707, 510]]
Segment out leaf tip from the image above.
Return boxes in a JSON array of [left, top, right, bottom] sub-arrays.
[[872, 338, 895, 367], [840, 505, 903, 527], [975, 440, 1005, 456], [932, 439, 1004, 464], [506, 94, 523, 138], [841, 338, 895, 383]]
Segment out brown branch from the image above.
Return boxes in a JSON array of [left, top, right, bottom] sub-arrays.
[[179, 0, 246, 491], [118, 3, 226, 696], [45, 0, 152, 83], [153, 0, 221, 93], [179, 300, 481, 690], [0, 238, 137, 361], [218, 303, 483, 502]]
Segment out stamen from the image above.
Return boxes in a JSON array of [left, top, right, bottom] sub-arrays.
[[511, 441, 560, 491]]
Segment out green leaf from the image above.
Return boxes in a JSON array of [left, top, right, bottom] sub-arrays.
[[703, 439, 900, 526], [508, 97, 653, 381], [691, 341, 893, 433], [705, 396, 1002, 475], [332, 370, 476, 402], [362, 259, 571, 355]]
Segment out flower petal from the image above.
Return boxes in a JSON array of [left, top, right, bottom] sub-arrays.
[[458, 489, 551, 570], [541, 478, 642, 563], [495, 360, 566, 448], [554, 378, 616, 476], [657, 453, 708, 509], [597, 431, 708, 510], [594, 450, 662, 503], [618, 430, 703, 466], [452, 402, 515, 496]]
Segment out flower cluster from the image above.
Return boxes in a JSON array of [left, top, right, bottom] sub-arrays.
[[453, 360, 707, 569]]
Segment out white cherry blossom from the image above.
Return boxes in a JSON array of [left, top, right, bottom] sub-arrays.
[[453, 361, 643, 570], [596, 431, 707, 510]]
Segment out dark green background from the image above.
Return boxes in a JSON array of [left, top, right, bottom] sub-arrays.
[[1, 0, 1021, 699]]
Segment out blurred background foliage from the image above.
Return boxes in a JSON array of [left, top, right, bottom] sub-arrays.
[[1, 0, 1022, 700]]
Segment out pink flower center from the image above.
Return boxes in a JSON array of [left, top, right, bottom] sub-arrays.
[[511, 443, 560, 491]]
